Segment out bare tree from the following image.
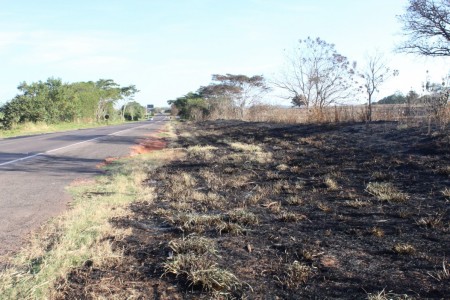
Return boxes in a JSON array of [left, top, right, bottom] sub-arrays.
[[273, 37, 357, 110], [398, 0, 450, 56], [360, 52, 398, 122]]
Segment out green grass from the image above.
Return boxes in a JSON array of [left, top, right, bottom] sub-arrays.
[[0, 120, 133, 139]]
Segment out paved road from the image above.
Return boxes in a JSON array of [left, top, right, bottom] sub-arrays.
[[0, 116, 168, 257]]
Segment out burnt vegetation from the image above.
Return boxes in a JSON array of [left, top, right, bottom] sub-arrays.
[[56, 120, 449, 299]]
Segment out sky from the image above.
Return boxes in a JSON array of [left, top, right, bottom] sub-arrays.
[[0, 0, 449, 107]]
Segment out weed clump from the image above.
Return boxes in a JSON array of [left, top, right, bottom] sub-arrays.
[[366, 182, 408, 202]]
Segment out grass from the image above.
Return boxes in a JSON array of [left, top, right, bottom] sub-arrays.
[[366, 182, 409, 202], [163, 254, 242, 294], [279, 261, 313, 288], [392, 243, 416, 255], [0, 119, 130, 139], [0, 122, 179, 299]]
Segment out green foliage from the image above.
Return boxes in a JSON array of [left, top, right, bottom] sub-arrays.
[[168, 92, 209, 120], [375, 93, 407, 105], [123, 101, 146, 121], [0, 78, 138, 130]]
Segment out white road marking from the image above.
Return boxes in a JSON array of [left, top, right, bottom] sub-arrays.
[[0, 123, 156, 167]]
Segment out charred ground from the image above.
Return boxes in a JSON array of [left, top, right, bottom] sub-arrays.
[[56, 120, 449, 299]]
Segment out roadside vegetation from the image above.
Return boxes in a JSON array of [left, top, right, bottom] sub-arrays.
[[0, 78, 148, 137], [0, 123, 179, 299]]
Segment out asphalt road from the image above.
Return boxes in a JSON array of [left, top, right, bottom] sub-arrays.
[[0, 116, 168, 257]]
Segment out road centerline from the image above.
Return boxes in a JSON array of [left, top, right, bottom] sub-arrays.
[[0, 122, 156, 167]]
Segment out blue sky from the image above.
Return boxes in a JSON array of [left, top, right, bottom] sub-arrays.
[[1, 0, 449, 107]]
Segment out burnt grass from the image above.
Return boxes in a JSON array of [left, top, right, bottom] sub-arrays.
[[56, 120, 449, 299]]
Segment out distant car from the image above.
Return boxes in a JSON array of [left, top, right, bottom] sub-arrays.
[[149, 117, 154, 121]]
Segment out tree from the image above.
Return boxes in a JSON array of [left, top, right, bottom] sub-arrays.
[[123, 101, 146, 121], [274, 37, 357, 110], [199, 74, 269, 118], [398, 0, 450, 56], [95, 79, 121, 121], [168, 92, 208, 120], [120, 85, 140, 120], [360, 52, 398, 121]]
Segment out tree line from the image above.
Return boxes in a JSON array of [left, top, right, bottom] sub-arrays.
[[0, 78, 145, 130], [170, 0, 449, 122]]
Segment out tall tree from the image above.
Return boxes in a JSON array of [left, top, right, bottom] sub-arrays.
[[200, 74, 269, 118], [273, 37, 357, 109], [120, 85, 140, 120], [95, 79, 121, 121], [398, 0, 450, 56], [360, 52, 398, 122]]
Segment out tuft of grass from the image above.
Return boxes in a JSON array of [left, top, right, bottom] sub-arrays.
[[324, 176, 339, 190], [344, 199, 370, 208], [286, 195, 303, 206], [278, 211, 307, 222], [442, 187, 450, 198], [276, 164, 290, 171], [371, 171, 393, 181], [366, 182, 408, 202], [427, 260, 449, 282], [370, 227, 385, 237], [163, 254, 242, 293], [392, 243, 416, 255], [367, 289, 412, 300], [168, 236, 217, 255], [167, 213, 224, 233], [186, 145, 217, 160], [279, 261, 312, 288], [317, 202, 332, 213], [416, 213, 444, 228], [227, 209, 259, 225], [229, 142, 263, 153]]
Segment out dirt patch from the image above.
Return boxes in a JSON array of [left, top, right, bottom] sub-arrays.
[[56, 121, 449, 299]]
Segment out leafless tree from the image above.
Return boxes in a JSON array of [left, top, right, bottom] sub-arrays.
[[398, 0, 450, 56], [360, 52, 398, 122], [273, 37, 357, 110]]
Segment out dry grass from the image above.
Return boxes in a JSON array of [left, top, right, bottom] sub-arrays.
[[442, 187, 450, 198], [186, 145, 217, 160], [392, 243, 416, 255], [366, 182, 408, 202], [0, 123, 179, 299], [163, 254, 242, 294], [367, 289, 412, 300], [227, 209, 259, 225], [416, 213, 444, 228], [168, 236, 217, 256], [370, 227, 385, 238], [286, 195, 303, 206], [344, 199, 371, 208], [279, 261, 313, 288], [324, 176, 339, 190], [427, 260, 450, 282], [278, 211, 307, 222]]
